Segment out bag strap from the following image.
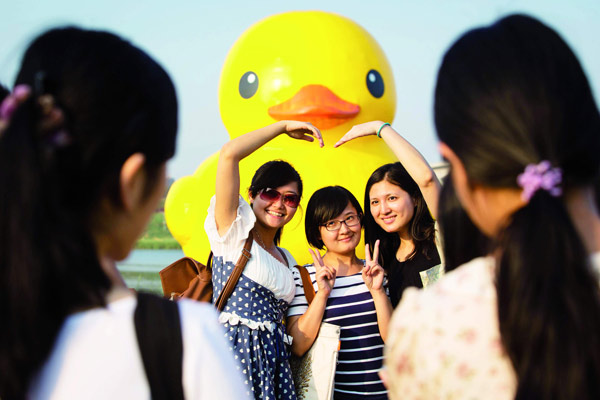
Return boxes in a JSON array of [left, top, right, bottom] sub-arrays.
[[214, 231, 253, 312], [207, 251, 213, 270], [276, 247, 289, 267], [295, 265, 316, 305], [134, 292, 184, 400]]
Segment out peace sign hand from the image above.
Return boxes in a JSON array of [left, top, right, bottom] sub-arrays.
[[363, 240, 385, 292], [309, 248, 336, 297]]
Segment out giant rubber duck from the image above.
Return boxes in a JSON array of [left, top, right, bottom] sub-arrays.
[[166, 10, 398, 264]]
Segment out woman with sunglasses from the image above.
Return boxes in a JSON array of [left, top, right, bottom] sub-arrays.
[[335, 122, 442, 307], [287, 186, 392, 399], [206, 121, 323, 399]]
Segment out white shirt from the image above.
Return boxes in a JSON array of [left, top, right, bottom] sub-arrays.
[[28, 295, 250, 400], [205, 195, 297, 303]]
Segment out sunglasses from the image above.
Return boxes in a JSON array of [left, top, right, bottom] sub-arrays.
[[258, 188, 301, 208]]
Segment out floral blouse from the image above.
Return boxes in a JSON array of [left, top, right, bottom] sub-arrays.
[[384, 253, 600, 399]]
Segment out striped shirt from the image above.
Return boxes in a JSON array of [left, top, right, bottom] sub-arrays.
[[287, 264, 388, 400]]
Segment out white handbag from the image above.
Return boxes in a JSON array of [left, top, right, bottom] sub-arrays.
[[290, 266, 341, 400]]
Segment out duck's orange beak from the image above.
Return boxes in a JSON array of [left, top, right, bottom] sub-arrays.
[[268, 85, 360, 130]]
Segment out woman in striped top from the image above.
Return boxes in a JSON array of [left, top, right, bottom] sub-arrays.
[[287, 186, 392, 400]]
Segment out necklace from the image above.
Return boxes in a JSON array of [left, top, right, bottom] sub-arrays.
[[254, 228, 267, 249], [254, 228, 288, 266]]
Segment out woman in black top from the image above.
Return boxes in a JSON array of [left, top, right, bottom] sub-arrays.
[[335, 121, 441, 307]]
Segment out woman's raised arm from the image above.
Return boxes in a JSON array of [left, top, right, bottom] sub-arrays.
[[215, 121, 322, 236], [335, 121, 441, 219]]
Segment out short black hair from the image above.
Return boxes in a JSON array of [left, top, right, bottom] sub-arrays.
[[305, 186, 363, 249]]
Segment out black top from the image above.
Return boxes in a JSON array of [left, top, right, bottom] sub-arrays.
[[387, 242, 441, 308]]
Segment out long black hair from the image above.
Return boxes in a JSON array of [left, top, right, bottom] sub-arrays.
[[0, 27, 177, 398], [248, 159, 302, 245], [0, 84, 9, 101], [363, 162, 436, 270], [437, 176, 489, 272], [435, 14, 600, 399]]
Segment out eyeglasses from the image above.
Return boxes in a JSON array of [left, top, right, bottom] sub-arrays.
[[322, 214, 361, 231], [258, 188, 301, 208]]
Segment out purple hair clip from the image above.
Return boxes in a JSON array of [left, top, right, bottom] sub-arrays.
[[0, 84, 32, 121], [517, 160, 562, 202]]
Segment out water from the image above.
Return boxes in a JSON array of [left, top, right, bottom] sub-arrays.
[[116, 249, 185, 295]]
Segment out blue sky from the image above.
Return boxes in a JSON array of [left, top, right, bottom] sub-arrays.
[[1, 0, 599, 178]]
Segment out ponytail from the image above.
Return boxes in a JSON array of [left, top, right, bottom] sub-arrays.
[[0, 27, 177, 398], [0, 97, 109, 398], [496, 192, 600, 399]]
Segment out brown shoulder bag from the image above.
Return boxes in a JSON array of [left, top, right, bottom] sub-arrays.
[[159, 232, 253, 311]]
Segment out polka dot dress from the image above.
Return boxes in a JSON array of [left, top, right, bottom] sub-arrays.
[[213, 258, 297, 400], [206, 196, 298, 399]]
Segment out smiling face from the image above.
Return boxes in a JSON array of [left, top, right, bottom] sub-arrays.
[[250, 181, 299, 231], [319, 202, 362, 256], [369, 179, 415, 236]]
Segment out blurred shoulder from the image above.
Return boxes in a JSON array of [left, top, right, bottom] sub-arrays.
[[177, 299, 222, 335], [391, 256, 497, 334], [385, 255, 515, 400]]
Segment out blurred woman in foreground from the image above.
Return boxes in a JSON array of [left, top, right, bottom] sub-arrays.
[[384, 14, 600, 399]]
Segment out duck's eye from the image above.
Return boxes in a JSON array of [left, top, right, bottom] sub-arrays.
[[239, 71, 259, 99], [366, 69, 384, 98]]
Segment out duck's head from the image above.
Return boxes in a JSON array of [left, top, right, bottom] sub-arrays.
[[219, 11, 396, 139]]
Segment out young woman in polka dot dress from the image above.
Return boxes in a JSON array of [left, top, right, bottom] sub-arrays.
[[206, 121, 323, 399]]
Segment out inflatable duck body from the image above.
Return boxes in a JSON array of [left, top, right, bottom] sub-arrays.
[[166, 11, 398, 264]]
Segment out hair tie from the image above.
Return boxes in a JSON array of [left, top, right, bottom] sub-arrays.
[[0, 84, 32, 123], [0, 81, 71, 148], [517, 160, 562, 202], [32, 72, 71, 148]]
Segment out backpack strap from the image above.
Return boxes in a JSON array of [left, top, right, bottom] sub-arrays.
[[214, 231, 253, 312], [134, 292, 184, 400], [295, 265, 316, 305]]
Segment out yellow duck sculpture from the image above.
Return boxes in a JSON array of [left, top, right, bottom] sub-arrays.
[[166, 10, 398, 264]]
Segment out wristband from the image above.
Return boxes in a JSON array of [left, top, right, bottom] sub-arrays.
[[377, 122, 390, 138]]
